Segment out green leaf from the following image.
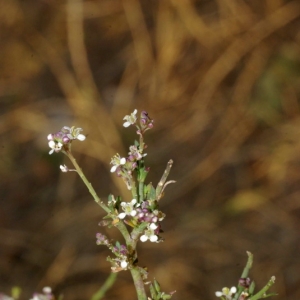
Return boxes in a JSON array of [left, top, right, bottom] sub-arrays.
[[150, 283, 157, 299], [144, 183, 156, 201], [249, 281, 255, 294], [154, 279, 161, 293]]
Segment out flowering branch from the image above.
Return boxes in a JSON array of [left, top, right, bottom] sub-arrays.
[[46, 110, 175, 300]]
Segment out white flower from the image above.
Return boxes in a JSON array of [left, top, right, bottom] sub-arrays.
[[215, 287, 237, 299], [140, 223, 159, 242], [128, 145, 147, 160], [118, 199, 139, 219], [48, 140, 63, 154], [123, 109, 138, 127], [60, 165, 68, 172], [120, 260, 128, 269], [110, 154, 126, 172], [62, 126, 86, 141]]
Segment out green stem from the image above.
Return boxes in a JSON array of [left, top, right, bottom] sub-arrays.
[[233, 252, 253, 300], [139, 133, 144, 152], [116, 220, 131, 242], [241, 251, 253, 278], [139, 180, 144, 203], [131, 180, 138, 200], [90, 272, 118, 300], [130, 266, 147, 300], [65, 150, 110, 213], [250, 276, 276, 300]]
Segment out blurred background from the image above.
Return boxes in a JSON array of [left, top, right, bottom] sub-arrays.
[[1, 0, 300, 299]]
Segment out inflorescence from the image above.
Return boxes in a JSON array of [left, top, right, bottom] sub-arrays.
[[47, 110, 169, 274]]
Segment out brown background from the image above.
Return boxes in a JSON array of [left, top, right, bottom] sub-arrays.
[[1, 0, 300, 299]]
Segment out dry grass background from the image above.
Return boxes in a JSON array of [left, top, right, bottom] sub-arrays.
[[1, 0, 300, 299]]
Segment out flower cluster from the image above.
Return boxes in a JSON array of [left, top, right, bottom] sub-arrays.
[[139, 110, 154, 133], [238, 277, 251, 288], [136, 201, 165, 242], [110, 148, 147, 174], [122, 109, 154, 134], [47, 126, 85, 155], [140, 223, 160, 242], [215, 284, 250, 300], [110, 110, 152, 190], [110, 244, 129, 272], [215, 286, 237, 300], [95, 232, 110, 246], [96, 233, 129, 272], [136, 201, 165, 224], [116, 199, 165, 243]]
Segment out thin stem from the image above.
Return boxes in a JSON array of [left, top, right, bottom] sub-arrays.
[[233, 252, 254, 300], [250, 276, 276, 300], [156, 160, 174, 200], [241, 251, 253, 278], [116, 220, 131, 243], [65, 150, 110, 213], [90, 272, 118, 300], [131, 180, 138, 200], [139, 132, 144, 152]]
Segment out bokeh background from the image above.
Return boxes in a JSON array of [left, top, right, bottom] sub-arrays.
[[1, 0, 300, 299]]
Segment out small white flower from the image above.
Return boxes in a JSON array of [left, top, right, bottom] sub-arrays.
[[48, 140, 63, 154], [60, 165, 68, 172], [128, 145, 147, 160], [215, 287, 237, 299], [140, 223, 159, 243], [62, 126, 86, 141], [120, 260, 128, 269], [149, 223, 158, 230], [123, 109, 138, 127], [110, 154, 127, 172], [118, 199, 139, 219]]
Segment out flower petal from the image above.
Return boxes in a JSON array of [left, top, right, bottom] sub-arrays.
[[110, 165, 117, 172], [150, 235, 158, 242], [140, 235, 148, 242], [123, 121, 131, 127], [77, 134, 86, 141], [118, 212, 126, 219]]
